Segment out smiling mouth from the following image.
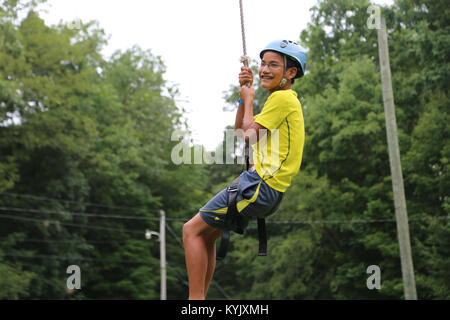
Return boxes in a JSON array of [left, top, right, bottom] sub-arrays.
[[261, 76, 273, 80]]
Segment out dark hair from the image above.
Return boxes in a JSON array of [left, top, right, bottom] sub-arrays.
[[285, 56, 302, 84]]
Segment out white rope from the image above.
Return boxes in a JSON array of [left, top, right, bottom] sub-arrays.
[[239, 0, 250, 67]]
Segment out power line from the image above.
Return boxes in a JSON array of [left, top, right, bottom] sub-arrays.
[[1, 205, 448, 225], [264, 215, 450, 225], [0, 192, 155, 212], [164, 215, 450, 225], [0, 213, 146, 235], [0, 237, 148, 244], [1, 252, 153, 265], [0, 206, 160, 221], [165, 223, 184, 248]]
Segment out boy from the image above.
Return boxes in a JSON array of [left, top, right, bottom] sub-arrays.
[[183, 40, 306, 300]]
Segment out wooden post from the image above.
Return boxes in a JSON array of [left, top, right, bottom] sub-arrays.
[[377, 18, 417, 300]]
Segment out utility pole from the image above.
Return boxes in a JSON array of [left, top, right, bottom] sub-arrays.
[[160, 209, 166, 300], [377, 18, 417, 300]]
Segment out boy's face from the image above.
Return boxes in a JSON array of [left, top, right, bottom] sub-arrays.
[[259, 51, 285, 90]]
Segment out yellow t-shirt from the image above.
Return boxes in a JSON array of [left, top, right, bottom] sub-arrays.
[[251, 89, 305, 192]]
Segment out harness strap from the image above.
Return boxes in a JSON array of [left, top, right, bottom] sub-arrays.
[[257, 218, 267, 256], [216, 173, 282, 260], [216, 181, 240, 260], [216, 230, 230, 260]]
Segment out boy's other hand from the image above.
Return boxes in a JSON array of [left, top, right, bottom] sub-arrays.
[[239, 67, 253, 87], [239, 84, 255, 103]]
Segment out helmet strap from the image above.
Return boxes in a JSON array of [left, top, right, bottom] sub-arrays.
[[274, 55, 288, 91]]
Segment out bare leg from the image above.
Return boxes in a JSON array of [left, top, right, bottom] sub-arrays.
[[183, 213, 218, 300], [204, 229, 222, 297]]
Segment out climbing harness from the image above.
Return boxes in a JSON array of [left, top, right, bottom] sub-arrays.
[[216, 175, 271, 260]]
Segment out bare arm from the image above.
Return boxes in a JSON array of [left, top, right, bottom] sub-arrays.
[[239, 86, 267, 144], [234, 66, 253, 132], [234, 102, 245, 131]]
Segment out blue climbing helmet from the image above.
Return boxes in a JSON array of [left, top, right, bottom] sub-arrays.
[[260, 39, 307, 78]]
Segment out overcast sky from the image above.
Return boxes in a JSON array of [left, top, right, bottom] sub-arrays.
[[39, 0, 392, 151]]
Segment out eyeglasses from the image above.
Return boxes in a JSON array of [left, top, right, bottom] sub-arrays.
[[259, 61, 283, 71]]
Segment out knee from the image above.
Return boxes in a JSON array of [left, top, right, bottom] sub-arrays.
[[183, 213, 216, 244], [183, 219, 195, 243], [182, 222, 190, 242]]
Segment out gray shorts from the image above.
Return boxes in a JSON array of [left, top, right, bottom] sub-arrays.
[[199, 168, 283, 232]]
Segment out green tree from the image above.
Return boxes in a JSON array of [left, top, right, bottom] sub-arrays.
[[0, 0, 202, 299], [0, 261, 36, 299]]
